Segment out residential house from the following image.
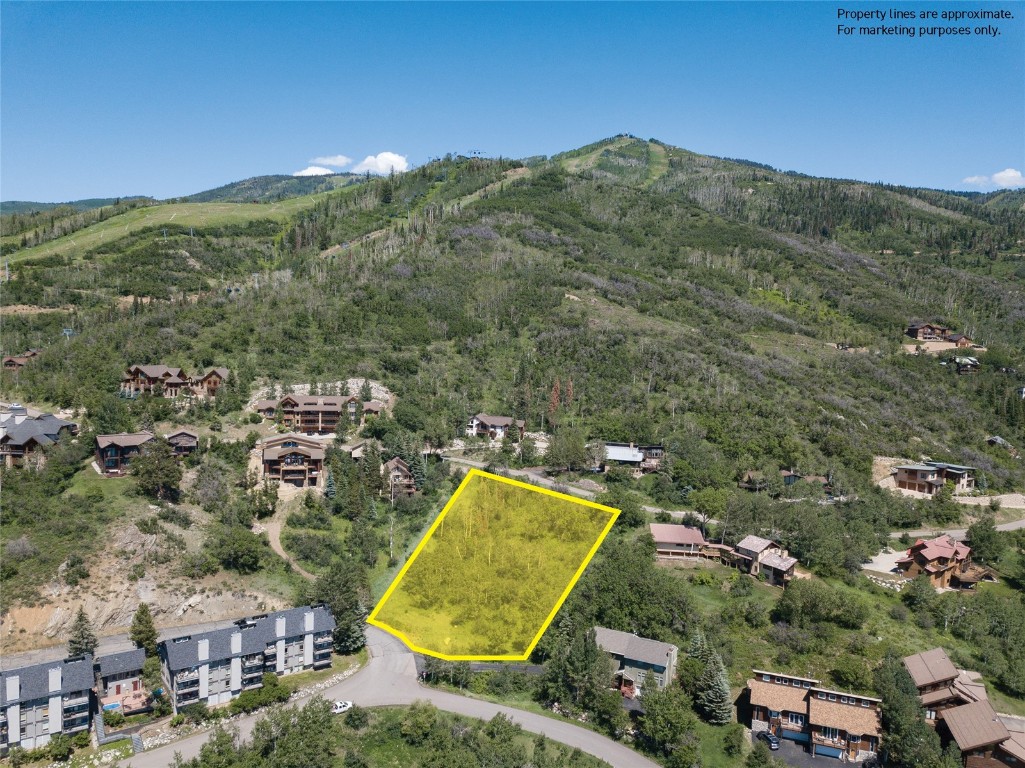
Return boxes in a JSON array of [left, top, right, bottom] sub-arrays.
[[383, 457, 416, 498], [649, 524, 711, 559], [159, 606, 334, 712], [892, 460, 976, 495], [0, 406, 78, 469], [733, 535, 798, 586], [121, 365, 190, 398], [192, 368, 230, 398], [903, 648, 987, 721], [0, 655, 94, 754], [253, 399, 279, 419], [338, 440, 366, 460], [601, 443, 664, 475], [96, 648, 149, 716], [896, 535, 976, 589], [593, 627, 678, 698], [362, 400, 385, 418], [165, 429, 199, 459], [259, 434, 325, 488], [465, 414, 525, 441], [2, 349, 41, 373], [948, 334, 975, 348], [907, 323, 952, 341], [955, 357, 981, 375], [747, 670, 882, 762], [275, 395, 357, 434], [904, 648, 1025, 766], [95, 432, 155, 476]]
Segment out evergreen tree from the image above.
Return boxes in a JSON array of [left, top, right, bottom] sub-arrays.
[[130, 602, 159, 656], [412, 452, 428, 490], [359, 379, 373, 402], [325, 471, 336, 500], [300, 557, 369, 654], [696, 651, 733, 725], [68, 606, 97, 657], [687, 628, 712, 662], [131, 437, 182, 501]]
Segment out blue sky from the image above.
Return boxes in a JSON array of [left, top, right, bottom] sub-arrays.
[[1, 1, 1023, 201]]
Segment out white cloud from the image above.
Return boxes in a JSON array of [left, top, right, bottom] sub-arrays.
[[961, 175, 991, 187], [352, 151, 409, 175], [309, 154, 352, 168], [992, 168, 1025, 188], [292, 166, 336, 177], [962, 168, 1025, 189]]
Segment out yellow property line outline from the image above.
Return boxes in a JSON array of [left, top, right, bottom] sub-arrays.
[[367, 468, 620, 661]]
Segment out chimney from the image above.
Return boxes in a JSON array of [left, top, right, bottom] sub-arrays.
[[231, 632, 242, 655], [5, 674, 19, 701], [304, 610, 314, 632], [198, 638, 209, 662], [275, 616, 287, 638], [10, 404, 27, 424], [48, 666, 61, 693]]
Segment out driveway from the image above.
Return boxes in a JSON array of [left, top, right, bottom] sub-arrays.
[[119, 626, 660, 768], [754, 734, 842, 768]]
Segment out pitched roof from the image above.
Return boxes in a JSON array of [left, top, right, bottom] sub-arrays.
[[165, 429, 199, 440], [736, 535, 775, 554], [197, 368, 230, 381], [747, 677, 813, 713], [258, 433, 324, 450], [362, 400, 385, 412], [0, 655, 95, 705], [472, 414, 524, 428], [999, 716, 1025, 761], [98, 648, 146, 678], [263, 445, 325, 461], [761, 552, 798, 572], [941, 700, 1010, 751], [96, 432, 155, 449], [808, 693, 881, 737], [649, 523, 705, 547], [903, 648, 959, 688], [254, 399, 279, 411], [161, 606, 335, 672], [912, 535, 970, 562], [0, 413, 76, 448], [593, 626, 677, 668], [384, 457, 411, 474]]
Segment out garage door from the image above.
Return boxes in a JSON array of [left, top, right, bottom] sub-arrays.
[[781, 729, 810, 744], [816, 746, 843, 759]]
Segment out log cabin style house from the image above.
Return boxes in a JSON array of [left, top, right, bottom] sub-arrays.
[[120, 365, 229, 399], [747, 670, 882, 762], [259, 434, 325, 488], [0, 405, 78, 469], [95, 432, 155, 476], [895, 535, 994, 590], [253, 395, 368, 434]]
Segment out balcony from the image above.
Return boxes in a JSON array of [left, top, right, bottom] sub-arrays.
[[176, 677, 200, 691], [242, 655, 263, 668], [812, 733, 847, 749]]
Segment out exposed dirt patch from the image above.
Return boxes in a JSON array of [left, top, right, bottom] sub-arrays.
[[0, 303, 75, 315]]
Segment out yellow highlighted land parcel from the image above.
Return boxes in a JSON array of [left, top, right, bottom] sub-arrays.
[[368, 469, 619, 660]]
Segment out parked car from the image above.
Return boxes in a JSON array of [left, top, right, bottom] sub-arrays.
[[331, 700, 353, 714], [757, 731, 781, 750]]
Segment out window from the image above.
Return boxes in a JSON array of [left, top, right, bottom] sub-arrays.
[[792, 679, 801, 687], [775, 677, 784, 684], [840, 696, 848, 704], [926, 709, 937, 720], [849, 734, 861, 744], [762, 674, 770, 682], [862, 700, 870, 707], [817, 692, 826, 700], [828, 694, 837, 702], [802, 681, 811, 688], [821, 727, 839, 741], [769, 710, 780, 718], [788, 713, 805, 727]]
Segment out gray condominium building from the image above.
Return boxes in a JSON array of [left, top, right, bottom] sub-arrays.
[[159, 605, 334, 712], [0, 655, 93, 753]]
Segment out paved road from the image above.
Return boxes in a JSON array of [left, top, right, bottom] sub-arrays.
[[440, 455, 696, 520], [119, 626, 659, 768], [888, 515, 1025, 541]]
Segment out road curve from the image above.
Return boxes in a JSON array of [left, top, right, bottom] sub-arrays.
[[118, 626, 660, 768]]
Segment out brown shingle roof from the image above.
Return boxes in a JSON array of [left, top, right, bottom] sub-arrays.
[[649, 524, 705, 547], [96, 432, 155, 449], [903, 648, 958, 689], [941, 700, 1010, 751], [999, 717, 1025, 761], [263, 446, 324, 461], [808, 692, 881, 738], [747, 678, 813, 714]]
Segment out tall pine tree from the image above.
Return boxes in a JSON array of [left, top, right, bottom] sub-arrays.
[[130, 602, 159, 656], [695, 651, 733, 725], [68, 606, 97, 657]]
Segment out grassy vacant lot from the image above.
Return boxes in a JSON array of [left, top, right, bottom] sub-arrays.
[[371, 472, 617, 658]]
